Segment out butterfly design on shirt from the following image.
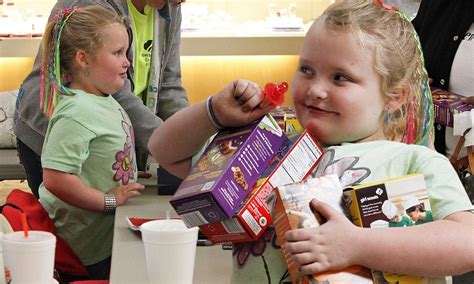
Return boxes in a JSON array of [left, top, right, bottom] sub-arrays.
[[310, 149, 370, 187]]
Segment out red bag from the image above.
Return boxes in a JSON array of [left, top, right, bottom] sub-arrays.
[[1, 189, 89, 278]]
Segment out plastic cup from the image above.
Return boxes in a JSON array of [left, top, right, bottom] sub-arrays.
[[2, 231, 56, 283], [141, 219, 198, 284]]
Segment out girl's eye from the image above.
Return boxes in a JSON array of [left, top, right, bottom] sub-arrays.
[[334, 74, 350, 82], [299, 65, 314, 76]]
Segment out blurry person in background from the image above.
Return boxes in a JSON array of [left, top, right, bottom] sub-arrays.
[[412, 0, 473, 158]]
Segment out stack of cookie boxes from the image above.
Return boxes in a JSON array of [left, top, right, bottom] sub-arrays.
[[170, 113, 324, 243], [170, 114, 288, 227], [199, 130, 322, 243]]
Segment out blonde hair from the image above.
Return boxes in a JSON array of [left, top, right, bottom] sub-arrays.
[[321, 0, 433, 145], [40, 5, 128, 117]]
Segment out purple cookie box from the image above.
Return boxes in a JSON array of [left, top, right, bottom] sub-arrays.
[[432, 87, 473, 127], [170, 115, 287, 227]]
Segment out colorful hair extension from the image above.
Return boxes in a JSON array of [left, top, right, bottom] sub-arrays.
[[375, 0, 434, 147], [40, 7, 77, 118]]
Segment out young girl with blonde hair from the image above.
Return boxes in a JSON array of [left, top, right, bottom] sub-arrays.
[[281, 1, 473, 282], [148, 0, 473, 282], [38, 5, 142, 279]]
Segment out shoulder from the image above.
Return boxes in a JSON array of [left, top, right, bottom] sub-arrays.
[[334, 140, 438, 157], [163, 3, 182, 27], [369, 141, 444, 158], [54, 92, 118, 120], [399, 143, 449, 164], [332, 141, 449, 172], [378, 141, 449, 166]]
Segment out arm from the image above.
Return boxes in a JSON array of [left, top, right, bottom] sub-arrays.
[[461, 96, 474, 105], [148, 79, 274, 178], [43, 169, 143, 212], [41, 115, 144, 211], [285, 199, 474, 277]]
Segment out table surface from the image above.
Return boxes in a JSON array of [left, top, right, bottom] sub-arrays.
[[109, 187, 233, 283]]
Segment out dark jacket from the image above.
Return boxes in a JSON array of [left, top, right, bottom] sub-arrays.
[[412, 0, 473, 154]]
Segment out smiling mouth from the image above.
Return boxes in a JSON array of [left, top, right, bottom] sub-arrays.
[[305, 105, 337, 115]]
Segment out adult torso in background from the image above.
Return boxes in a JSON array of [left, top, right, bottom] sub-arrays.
[[412, 0, 474, 156], [445, 24, 474, 156]]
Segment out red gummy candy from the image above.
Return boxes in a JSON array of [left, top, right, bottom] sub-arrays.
[[263, 82, 288, 106]]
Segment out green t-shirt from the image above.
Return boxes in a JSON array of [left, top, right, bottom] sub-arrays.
[[39, 90, 137, 265], [127, 0, 154, 98], [389, 215, 414, 227], [415, 210, 434, 225], [231, 140, 472, 283]]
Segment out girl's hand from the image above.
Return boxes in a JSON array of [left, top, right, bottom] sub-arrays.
[[211, 79, 275, 128], [461, 96, 474, 105], [284, 199, 362, 274], [108, 183, 144, 206]]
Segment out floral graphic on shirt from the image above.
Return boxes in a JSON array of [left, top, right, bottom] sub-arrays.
[[233, 227, 276, 268], [310, 149, 370, 187], [112, 109, 136, 185], [233, 227, 283, 282]]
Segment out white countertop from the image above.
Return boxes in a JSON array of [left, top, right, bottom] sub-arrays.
[[109, 187, 233, 284]]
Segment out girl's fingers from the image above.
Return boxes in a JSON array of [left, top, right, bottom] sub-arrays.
[[242, 92, 266, 111], [285, 227, 313, 242], [234, 80, 260, 103], [284, 240, 312, 254], [300, 261, 326, 275], [292, 251, 319, 266]]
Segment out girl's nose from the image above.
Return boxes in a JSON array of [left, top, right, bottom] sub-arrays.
[[308, 81, 328, 100], [123, 57, 130, 69]]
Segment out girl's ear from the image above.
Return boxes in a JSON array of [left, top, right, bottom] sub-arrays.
[[386, 82, 409, 112], [75, 49, 89, 69]]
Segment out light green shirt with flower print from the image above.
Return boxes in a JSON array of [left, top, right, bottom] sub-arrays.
[[232, 140, 472, 283], [39, 89, 137, 265]]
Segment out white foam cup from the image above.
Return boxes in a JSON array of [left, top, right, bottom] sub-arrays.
[[0, 232, 6, 284], [141, 219, 198, 284], [2, 231, 56, 283]]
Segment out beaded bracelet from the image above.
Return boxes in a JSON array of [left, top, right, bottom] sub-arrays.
[[104, 193, 117, 214], [206, 96, 225, 130]]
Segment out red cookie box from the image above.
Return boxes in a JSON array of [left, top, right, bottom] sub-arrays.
[[199, 130, 323, 243], [431, 87, 472, 127]]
